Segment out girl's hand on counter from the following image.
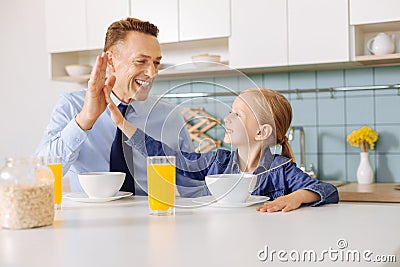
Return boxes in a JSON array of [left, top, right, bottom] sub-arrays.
[[256, 194, 302, 212], [256, 189, 320, 213]]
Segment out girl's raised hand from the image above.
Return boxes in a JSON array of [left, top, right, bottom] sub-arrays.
[[103, 78, 125, 129], [103, 83, 138, 139]]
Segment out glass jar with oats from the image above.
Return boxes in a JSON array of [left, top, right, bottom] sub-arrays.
[[0, 157, 55, 229]]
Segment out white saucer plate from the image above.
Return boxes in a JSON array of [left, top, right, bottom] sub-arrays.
[[192, 195, 269, 208], [64, 191, 133, 203]]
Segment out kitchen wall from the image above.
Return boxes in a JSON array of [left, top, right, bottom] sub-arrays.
[[0, 0, 69, 161], [152, 66, 400, 183], [1, 1, 399, 183]]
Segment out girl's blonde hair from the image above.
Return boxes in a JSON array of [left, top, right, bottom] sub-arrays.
[[240, 88, 295, 161]]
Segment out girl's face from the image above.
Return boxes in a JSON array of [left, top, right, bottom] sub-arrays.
[[223, 94, 261, 147]]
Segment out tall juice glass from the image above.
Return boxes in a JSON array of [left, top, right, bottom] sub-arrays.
[[147, 156, 176, 216], [43, 156, 62, 210]]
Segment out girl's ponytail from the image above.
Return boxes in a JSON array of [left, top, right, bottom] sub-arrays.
[[280, 136, 295, 161]]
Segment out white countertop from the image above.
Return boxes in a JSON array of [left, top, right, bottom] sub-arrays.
[[0, 196, 399, 267]]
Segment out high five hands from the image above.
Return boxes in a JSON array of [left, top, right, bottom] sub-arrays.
[[75, 52, 116, 130], [103, 79, 138, 139]]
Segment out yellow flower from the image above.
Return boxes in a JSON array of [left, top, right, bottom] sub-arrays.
[[347, 126, 379, 152]]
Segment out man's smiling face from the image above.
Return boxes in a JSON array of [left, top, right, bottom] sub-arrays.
[[108, 31, 162, 103]]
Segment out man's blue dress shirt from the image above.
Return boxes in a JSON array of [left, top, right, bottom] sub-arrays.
[[36, 90, 205, 197]]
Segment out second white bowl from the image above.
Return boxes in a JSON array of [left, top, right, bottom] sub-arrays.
[[205, 173, 257, 203], [78, 172, 125, 198]]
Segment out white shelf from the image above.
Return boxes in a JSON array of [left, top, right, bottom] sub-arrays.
[[53, 75, 90, 84], [157, 62, 237, 80], [351, 20, 400, 64], [51, 64, 235, 83], [355, 53, 400, 65]]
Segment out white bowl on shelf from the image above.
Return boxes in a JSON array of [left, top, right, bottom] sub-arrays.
[[65, 64, 92, 76], [191, 54, 221, 67]]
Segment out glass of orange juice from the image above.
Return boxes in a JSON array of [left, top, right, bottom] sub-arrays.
[[43, 156, 62, 210], [147, 156, 176, 216]]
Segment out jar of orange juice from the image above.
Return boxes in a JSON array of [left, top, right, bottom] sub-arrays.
[[0, 157, 55, 229]]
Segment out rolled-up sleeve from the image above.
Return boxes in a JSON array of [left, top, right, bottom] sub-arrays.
[[284, 162, 339, 206]]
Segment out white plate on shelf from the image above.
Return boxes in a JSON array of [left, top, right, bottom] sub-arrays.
[[64, 191, 133, 203], [192, 195, 269, 208]]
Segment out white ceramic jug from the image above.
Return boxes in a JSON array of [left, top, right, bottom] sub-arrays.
[[367, 32, 395, 56]]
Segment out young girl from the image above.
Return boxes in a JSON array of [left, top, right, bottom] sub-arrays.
[[105, 86, 338, 212]]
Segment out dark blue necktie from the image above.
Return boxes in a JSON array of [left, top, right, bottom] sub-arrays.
[[110, 103, 135, 194]]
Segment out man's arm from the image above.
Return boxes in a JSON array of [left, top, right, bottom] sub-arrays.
[[35, 93, 88, 175], [36, 53, 115, 175]]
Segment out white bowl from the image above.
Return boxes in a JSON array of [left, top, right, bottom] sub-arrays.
[[78, 172, 125, 198], [205, 173, 257, 203], [65, 64, 92, 76], [191, 54, 221, 67]]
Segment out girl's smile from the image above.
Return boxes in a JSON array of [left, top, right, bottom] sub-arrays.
[[223, 95, 261, 147]]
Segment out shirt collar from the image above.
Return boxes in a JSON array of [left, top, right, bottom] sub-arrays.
[[110, 91, 122, 106], [110, 92, 137, 114], [254, 148, 274, 175], [231, 148, 274, 175]]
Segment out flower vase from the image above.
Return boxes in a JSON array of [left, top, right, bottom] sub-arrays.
[[356, 152, 374, 184]]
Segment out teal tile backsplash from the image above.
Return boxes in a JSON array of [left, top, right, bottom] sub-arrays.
[[318, 126, 346, 153], [291, 98, 317, 125], [374, 66, 400, 86], [375, 95, 400, 123], [346, 96, 375, 125], [152, 66, 400, 182], [318, 97, 345, 125], [344, 68, 374, 87], [263, 73, 289, 90], [289, 71, 317, 90], [316, 70, 345, 88]]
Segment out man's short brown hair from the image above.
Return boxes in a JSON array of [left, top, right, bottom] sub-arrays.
[[104, 17, 159, 52]]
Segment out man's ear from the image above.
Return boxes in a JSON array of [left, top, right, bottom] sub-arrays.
[[106, 51, 115, 72], [255, 124, 273, 141]]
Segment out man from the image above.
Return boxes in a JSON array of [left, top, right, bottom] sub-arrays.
[[36, 18, 205, 197]]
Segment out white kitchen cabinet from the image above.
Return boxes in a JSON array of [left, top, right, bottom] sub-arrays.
[[350, 0, 400, 25], [179, 0, 230, 41], [131, 0, 179, 44], [87, 0, 130, 50], [46, 0, 129, 82], [349, 0, 400, 64], [130, 0, 230, 73], [46, 0, 129, 53], [288, 0, 349, 65], [45, 0, 86, 53], [131, 0, 229, 42], [229, 0, 287, 69], [230, 0, 349, 68]]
